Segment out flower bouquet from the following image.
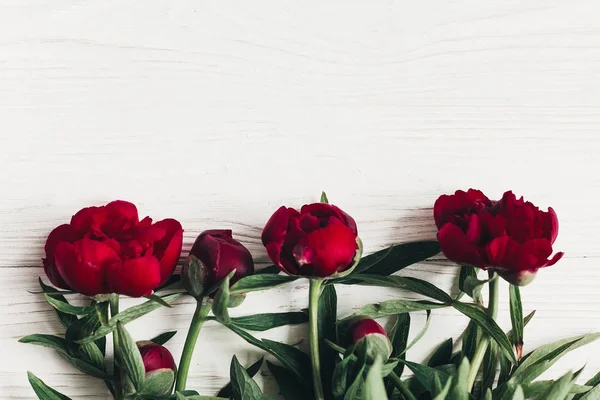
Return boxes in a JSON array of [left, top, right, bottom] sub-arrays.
[[21, 190, 599, 400]]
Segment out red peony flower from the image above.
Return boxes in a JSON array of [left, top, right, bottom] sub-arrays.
[[261, 203, 359, 278], [434, 189, 563, 284], [43, 200, 183, 297]]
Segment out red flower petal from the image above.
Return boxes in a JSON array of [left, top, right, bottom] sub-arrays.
[[105, 200, 139, 224], [485, 236, 539, 272], [151, 219, 183, 285], [54, 239, 119, 296], [107, 256, 162, 297], [300, 203, 358, 235], [43, 224, 78, 289], [434, 189, 490, 229], [70, 206, 107, 236], [349, 318, 387, 342], [542, 251, 564, 267], [547, 207, 559, 244], [298, 220, 358, 277], [437, 223, 485, 268], [138, 342, 176, 373]]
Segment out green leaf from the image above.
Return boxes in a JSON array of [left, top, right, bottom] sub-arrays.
[[229, 274, 298, 295], [403, 360, 451, 393], [511, 385, 525, 400], [484, 388, 493, 400], [116, 321, 145, 392], [580, 385, 600, 400], [20, 334, 69, 352], [318, 284, 338, 399], [227, 293, 246, 308], [404, 310, 432, 355], [27, 372, 72, 400], [463, 275, 494, 303], [352, 241, 441, 276], [512, 333, 600, 384], [334, 274, 453, 304], [344, 343, 368, 400], [449, 358, 470, 400], [461, 321, 480, 363], [212, 271, 234, 324], [523, 381, 591, 398], [224, 324, 312, 387], [150, 331, 177, 346], [256, 265, 281, 275], [428, 338, 453, 368], [144, 294, 173, 308], [44, 294, 95, 316], [38, 278, 78, 328], [363, 357, 387, 400], [453, 302, 517, 364], [229, 312, 308, 331], [457, 265, 479, 301], [175, 392, 187, 400], [482, 342, 498, 394], [574, 372, 600, 400], [140, 369, 176, 396], [509, 285, 524, 359], [217, 357, 263, 398], [500, 310, 535, 386], [267, 360, 311, 400], [229, 355, 263, 400], [320, 191, 329, 203], [77, 293, 185, 344], [342, 299, 446, 321], [432, 377, 453, 400], [541, 370, 575, 400], [385, 313, 410, 396]]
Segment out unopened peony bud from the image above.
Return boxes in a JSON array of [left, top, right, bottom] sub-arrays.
[[348, 318, 393, 362], [497, 269, 537, 287], [135, 341, 176, 396]]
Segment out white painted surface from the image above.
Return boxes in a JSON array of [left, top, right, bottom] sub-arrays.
[[1, 1, 599, 398]]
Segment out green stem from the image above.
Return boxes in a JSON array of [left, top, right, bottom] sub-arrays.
[[466, 271, 499, 390], [309, 279, 325, 400], [109, 295, 123, 400], [175, 298, 211, 392], [389, 371, 417, 400]]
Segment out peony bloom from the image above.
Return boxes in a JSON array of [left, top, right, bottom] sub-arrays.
[[43, 201, 183, 297], [261, 203, 360, 278], [434, 189, 563, 285]]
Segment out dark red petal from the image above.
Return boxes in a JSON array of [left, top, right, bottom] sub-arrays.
[[547, 207, 559, 244], [138, 342, 176, 373], [213, 239, 255, 285], [542, 251, 564, 267], [107, 256, 162, 297], [349, 318, 387, 343], [44, 224, 78, 265], [437, 223, 485, 268], [434, 189, 490, 229], [300, 203, 358, 235], [261, 206, 291, 249], [43, 261, 70, 290], [152, 220, 183, 285], [189, 232, 220, 278], [486, 236, 539, 272], [70, 206, 107, 236], [465, 214, 482, 243], [479, 211, 506, 239], [54, 239, 118, 296], [105, 200, 139, 224], [299, 220, 358, 277]]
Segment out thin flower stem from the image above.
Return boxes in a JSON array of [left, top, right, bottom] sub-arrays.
[[109, 295, 123, 400], [389, 371, 417, 400], [309, 279, 325, 400], [466, 271, 499, 390], [175, 298, 211, 392]]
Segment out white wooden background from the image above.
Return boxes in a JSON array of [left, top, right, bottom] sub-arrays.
[[1, 1, 600, 398]]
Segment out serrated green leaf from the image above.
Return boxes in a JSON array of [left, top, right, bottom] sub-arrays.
[[342, 299, 446, 321], [217, 357, 263, 398], [27, 371, 72, 400], [267, 361, 312, 400], [352, 241, 441, 276], [77, 293, 185, 344], [116, 321, 145, 391], [363, 357, 387, 400], [229, 355, 263, 400], [229, 274, 298, 295], [334, 274, 453, 304], [509, 285, 524, 359], [38, 278, 78, 328], [453, 301, 517, 364], [229, 312, 308, 331], [428, 338, 453, 368], [150, 331, 177, 346]]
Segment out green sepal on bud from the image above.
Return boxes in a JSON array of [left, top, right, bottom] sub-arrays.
[[182, 255, 208, 299]]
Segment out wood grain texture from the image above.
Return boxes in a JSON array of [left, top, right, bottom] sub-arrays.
[[1, 1, 599, 398]]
